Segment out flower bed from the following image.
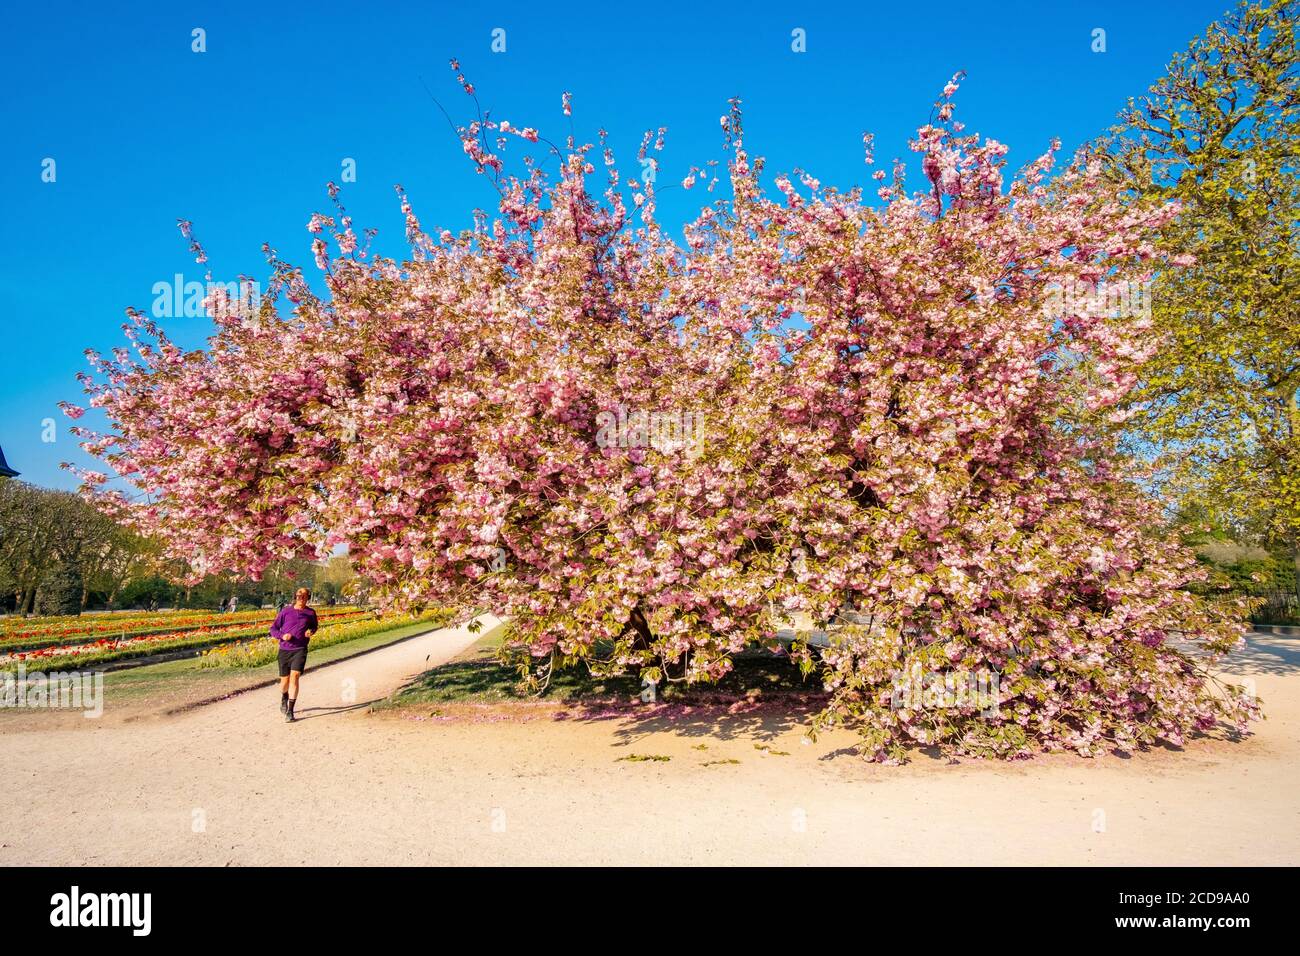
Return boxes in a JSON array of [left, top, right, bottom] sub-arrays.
[[0, 608, 279, 649], [198, 609, 456, 669], [0, 608, 369, 671]]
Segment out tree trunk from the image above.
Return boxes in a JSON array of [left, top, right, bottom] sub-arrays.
[[625, 605, 655, 651], [1292, 536, 1300, 605], [80, 585, 90, 611]]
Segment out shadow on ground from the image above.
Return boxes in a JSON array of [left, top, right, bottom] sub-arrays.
[[292, 700, 379, 721], [574, 695, 824, 747], [385, 648, 829, 745], [1230, 633, 1300, 677]]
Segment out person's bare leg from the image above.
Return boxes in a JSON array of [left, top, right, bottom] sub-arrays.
[[286, 670, 302, 720]]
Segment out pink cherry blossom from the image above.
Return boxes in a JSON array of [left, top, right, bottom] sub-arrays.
[[68, 78, 1259, 761]]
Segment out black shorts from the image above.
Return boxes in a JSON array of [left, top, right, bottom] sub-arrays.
[[277, 647, 308, 676]]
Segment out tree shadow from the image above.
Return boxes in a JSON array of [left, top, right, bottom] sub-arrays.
[[568, 696, 825, 747], [390, 647, 833, 745], [1227, 633, 1300, 676], [393, 648, 827, 707]]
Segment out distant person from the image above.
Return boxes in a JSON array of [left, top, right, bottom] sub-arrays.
[[228, 596, 238, 614], [270, 587, 318, 722]]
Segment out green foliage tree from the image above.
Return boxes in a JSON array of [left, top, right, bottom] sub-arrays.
[[1102, 0, 1299, 589], [0, 480, 161, 615], [314, 555, 356, 606], [35, 562, 84, 617], [117, 575, 177, 610], [0, 481, 85, 614], [82, 518, 153, 609]]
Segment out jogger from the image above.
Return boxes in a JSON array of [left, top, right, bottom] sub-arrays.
[[271, 587, 318, 722]]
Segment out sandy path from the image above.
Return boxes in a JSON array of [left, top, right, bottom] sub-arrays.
[[1, 626, 1297, 866]]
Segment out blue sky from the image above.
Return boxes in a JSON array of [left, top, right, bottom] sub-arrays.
[[0, 0, 1230, 490]]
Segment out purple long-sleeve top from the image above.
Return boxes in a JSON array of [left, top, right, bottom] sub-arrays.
[[271, 606, 318, 650]]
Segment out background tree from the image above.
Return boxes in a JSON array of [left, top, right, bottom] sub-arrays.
[[0, 480, 162, 614], [0, 481, 83, 615], [117, 574, 176, 610], [57, 504, 156, 610], [1102, 0, 1299, 595], [83, 523, 157, 609], [35, 562, 83, 617], [313, 555, 356, 606]]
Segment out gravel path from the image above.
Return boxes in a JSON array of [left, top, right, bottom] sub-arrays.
[[1, 625, 1296, 866]]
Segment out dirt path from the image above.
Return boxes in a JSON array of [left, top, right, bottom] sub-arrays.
[[1, 626, 1297, 866]]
